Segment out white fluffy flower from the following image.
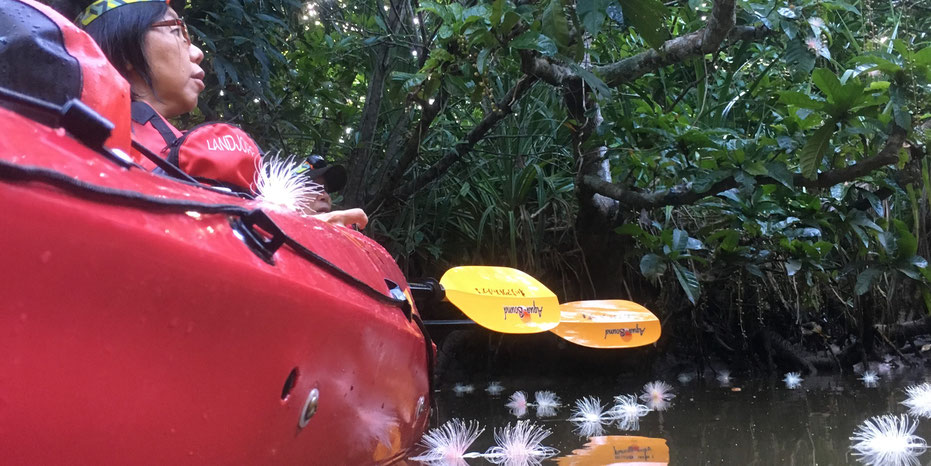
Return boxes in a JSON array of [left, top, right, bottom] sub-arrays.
[[486, 381, 505, 396], [902, 383, 931, 419], [716, 370, 732, 386], [850, 414, 927, 466], [860, 371, 880, 388], [410, 419, 484, 463], [254, 155, 323, 213], [569, 396, 613, 423], [572, 419, 606, 438], [783, 372, 803, 390], [640, 381, 675, 411], [611, 394, 652, 431], [483, 420, 558, 465], [506, 391, 529, 418], [534, 391, 561, 418], [452, 383, 474, 396]]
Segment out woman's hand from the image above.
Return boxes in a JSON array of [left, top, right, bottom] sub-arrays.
[[313, 208, 368, 229]]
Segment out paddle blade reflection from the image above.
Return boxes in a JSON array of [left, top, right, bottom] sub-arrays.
[[556, 436, 669, 466]]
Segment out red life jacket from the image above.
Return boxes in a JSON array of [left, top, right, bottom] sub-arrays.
[[0, 0, 132, 157], [131, 102, 262, 193]]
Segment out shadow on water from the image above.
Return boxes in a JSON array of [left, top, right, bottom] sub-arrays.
[[417, 370, 931, 465]]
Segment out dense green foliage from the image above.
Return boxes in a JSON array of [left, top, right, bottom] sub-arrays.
[[183, 0, 931, 364]]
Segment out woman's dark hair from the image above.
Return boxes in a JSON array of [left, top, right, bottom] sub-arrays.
[[81, 2, 169, 95]]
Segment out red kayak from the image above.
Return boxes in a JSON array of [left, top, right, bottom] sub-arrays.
[[0, 3, 432, 463]]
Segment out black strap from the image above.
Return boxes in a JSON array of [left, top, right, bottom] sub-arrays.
[[131, 101, 179, 147], [411, 313, 436, 394], [130, 139, 200, 184]]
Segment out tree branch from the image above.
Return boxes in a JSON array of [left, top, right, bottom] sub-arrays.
[[583, 126, 909, 209], [344, 0, 410, 207], [520, 0, 769, 91], [385, 75, 539, 203]]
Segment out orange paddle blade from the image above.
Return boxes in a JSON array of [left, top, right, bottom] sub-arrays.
[[550, 300, 661, 349], [556, 436, 669, 465], [439, 266, 560, 334]]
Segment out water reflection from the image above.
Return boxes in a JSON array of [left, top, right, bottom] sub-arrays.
[[556, 436, 669, 465], [419, 372, 931, 465]]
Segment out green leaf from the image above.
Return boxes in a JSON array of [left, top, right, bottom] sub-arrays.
[[849, 211, 883, 232], [617, 0, 668, 49], [671, 229, 689, 252], [510, 31, 558, 56], [914, 46, 931, 67], [799, 120, 835, 179], [812, 68, 843, 102], [778, 91, 826, 110], [569, 64, 611, 98], [640, 253, 666, 277], [577, 0, 611, 36], [615, 223, 645, 237], [499, 11, 520, 33], [823, 0, 859, 14], [855, 268, 881, 295], [491, 0, 505, 25], [893, 219, 918, 259], [476, 49, 491, 74], [708, 229, 739, 251], [439, 24, 454, 39], [541, 0, 570, 54], [786, 40, 816, 73], [785, 259, 802, 276], [764, 162, 795, 188], [672, 262, 701, 304]]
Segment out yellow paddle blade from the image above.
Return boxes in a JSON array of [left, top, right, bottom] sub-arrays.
[[556, 436, 669, 465], [439, 266, 560, 334], [550, 300, 661, 349]]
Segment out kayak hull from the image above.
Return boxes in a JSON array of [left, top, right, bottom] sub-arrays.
[[0, 106, 431, 464]]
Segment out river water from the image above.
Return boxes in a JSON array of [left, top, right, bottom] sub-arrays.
[[417, 370, 931, 465]]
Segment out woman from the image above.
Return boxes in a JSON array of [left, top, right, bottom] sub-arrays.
[[59, 0, 367, 227]]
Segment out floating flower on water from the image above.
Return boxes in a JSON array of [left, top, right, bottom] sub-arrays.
[[569, 396, 613, 423], [612, 394, 652, 431], [902, 383, 931, 419], [486, 381, 505, 396], [861, 371, 880, 388], [717, 370, 732, 386], [452, 383, 475, 396], [536, 404, 558, 419], [783, 372, 803, 390], [410, 419, 484, 463], [677, 372, 693, 384], [483, 420, 559, 465], [534, 391, 560, 409], [571, 419, 606, 438], [640, 381, 675, 411], [254, 155, 323, 213], [534, 391, 560, 418], [506, 391, 529, 418], [850, 414, 928, 466]]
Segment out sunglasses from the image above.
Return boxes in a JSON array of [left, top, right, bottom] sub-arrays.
[[150, 19, 191, 45]]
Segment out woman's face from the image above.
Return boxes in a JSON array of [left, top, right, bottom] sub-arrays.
[[133, 9, 205, 118]]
